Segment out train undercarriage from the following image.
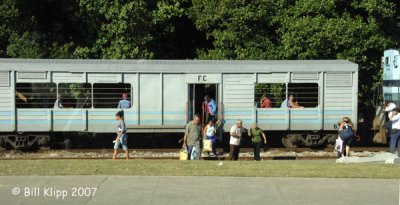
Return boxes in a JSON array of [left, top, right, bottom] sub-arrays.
[[0, 131, 344, 150], [281, 132, 338, 148]]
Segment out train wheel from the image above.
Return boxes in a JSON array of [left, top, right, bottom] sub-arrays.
[[324, 134, 337, 148], [282, 135, 298, 148]]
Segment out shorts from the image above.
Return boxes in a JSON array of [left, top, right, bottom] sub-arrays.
[[114, 133, 128, 151], [341, 136, 353, 147]]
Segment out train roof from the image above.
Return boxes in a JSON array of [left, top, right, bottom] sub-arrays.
[[0, 59, 358, 73]]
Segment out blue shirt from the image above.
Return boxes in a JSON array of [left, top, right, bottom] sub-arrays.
[[280, 99, 290, 108], [118, 99, 131, 109], [207, 99, 217, 115]]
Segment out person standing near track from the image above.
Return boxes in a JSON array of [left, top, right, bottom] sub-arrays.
[[183, 114, 202, 160], [389, 108, 400, 157], [248, 123, 267, 161], [229, 120, 244, 161], [338, 117, 355, 157], [113, 111, 129, 160]]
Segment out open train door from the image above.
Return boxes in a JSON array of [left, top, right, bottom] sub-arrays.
[[186, 74, 221, 134]]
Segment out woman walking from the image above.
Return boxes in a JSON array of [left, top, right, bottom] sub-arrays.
[[203, 119, 218, 157], [113, 111, 129, 160], [338, 117, 355, 157]]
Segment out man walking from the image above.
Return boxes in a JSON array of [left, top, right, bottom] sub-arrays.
[[183, 114, 202, 160], [229, 120, 244, 160]]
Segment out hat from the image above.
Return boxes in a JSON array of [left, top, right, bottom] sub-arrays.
[[122, 93, 128, 99]]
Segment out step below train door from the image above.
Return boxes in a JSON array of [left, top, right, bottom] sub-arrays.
[[186, 74, 221, 130]]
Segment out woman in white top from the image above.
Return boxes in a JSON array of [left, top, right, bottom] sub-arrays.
[[203, 119, 217, 156]]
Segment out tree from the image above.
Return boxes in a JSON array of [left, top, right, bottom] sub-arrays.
[[190, 0, 280, 60], [77, 0, 153, 59]]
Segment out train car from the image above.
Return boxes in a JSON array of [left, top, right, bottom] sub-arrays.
[[0, 59, 358, 149], [382, 49, 400, 103]]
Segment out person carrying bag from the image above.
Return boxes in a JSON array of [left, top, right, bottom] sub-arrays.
[[338, 117, 355, 157]]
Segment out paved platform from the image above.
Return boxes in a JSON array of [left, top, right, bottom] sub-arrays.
[[0, 176, 398, 205], [336, 152, 399, 164]]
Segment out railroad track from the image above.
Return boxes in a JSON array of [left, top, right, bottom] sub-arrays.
[[0, 147, 389, 160], [2, 146, 387, 153]]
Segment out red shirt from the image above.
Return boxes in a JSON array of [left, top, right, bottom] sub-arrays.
[[261, 97, 272, 108]]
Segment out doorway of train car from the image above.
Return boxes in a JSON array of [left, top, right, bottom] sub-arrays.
[[188, 84, 218, 129]]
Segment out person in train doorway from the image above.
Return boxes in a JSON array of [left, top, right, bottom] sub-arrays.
[[204, 95, 217, 123], [389, 108, 400, 157], [260, 93, 272, 108], [248, 123, 267, 161], [183, 114, 202, 160], [338, 117, 355, 157], [118, 93, 131, 109], [229, 120, 244, 161], [203, 119, 218, 157], [113, 111, 129, 160]]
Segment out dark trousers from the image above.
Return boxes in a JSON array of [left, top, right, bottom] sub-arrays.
[[229, 144, 240, 161], [206, 136, 217, 156], [252, 142, 261, 161], [390, 130, 400, 157]]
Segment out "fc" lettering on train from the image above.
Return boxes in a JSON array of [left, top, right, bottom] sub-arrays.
[[198, 75, 207, 82]]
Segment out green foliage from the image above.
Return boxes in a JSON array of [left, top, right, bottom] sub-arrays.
[[78, 0, 153, 59], [190, 0, 279, 60], [7, 32, 43, 58]]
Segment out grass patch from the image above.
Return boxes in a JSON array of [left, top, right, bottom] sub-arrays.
[[0, 159, 399, 179]]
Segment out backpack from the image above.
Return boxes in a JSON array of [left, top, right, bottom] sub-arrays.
[[339, 124, 354, 140]]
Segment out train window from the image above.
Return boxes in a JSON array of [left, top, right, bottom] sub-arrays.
[[93, 83, 131, 108], [15, 83, 57, 108], [395, 56, 400, 68], [58, 83, 92, 108], [288, 83, 319, 108], [254, 83, 286, 108], [385, 57, 389, 66]]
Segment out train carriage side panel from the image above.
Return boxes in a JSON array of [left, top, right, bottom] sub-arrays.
[[16, 71, 52, 132], [53, 72, 87, 132], [323, 71, 358, 130], [288, 72, 322, 130], [163, 74, 186, 126], [139, 73, 162, 125], [256, 72, 289, 130], [222, 74, 254, 130], [0, 71, 14, 132], [87, 72, 126, 133]]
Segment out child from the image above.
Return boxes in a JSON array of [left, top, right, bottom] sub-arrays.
[[113, 111, 129, 160]]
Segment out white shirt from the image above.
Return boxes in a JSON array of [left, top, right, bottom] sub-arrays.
[[391, 113, 400, 129], [205, 125, 216, 137], [229, 125, 243, 145]]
